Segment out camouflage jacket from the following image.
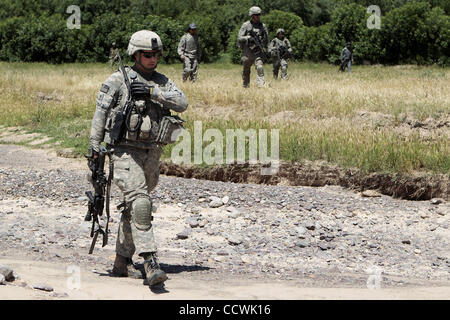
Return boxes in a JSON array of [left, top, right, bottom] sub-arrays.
[[340, 47, 353, 61], [89, 66, 188, 151], [177, 33, 201, 60], [237, 20, 268, 57], [268, 37, 292, 60]]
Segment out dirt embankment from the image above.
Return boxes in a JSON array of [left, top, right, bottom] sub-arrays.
[[160, 161, 449, 201]]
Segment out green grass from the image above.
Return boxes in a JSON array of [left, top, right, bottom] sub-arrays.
[[0, 61, 448, 175]]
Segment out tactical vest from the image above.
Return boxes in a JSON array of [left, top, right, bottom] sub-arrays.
[[103, 67, 174, 149]]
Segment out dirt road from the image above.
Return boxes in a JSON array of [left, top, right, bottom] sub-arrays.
[[0, 144, 449, 300]]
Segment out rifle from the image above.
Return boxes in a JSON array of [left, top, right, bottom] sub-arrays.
[[84, 145, 112, 254], [278, 44, 291, 60], [339, 59, 350, 72], [247, 29, 269, 62], [109, 52, 141, 144]]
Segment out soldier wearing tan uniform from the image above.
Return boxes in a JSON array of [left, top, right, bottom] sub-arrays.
[[268, 29, 293, 80], [89, 30, 188, 287], [177, 23, 201, 82], [237, 6, 269, 88]]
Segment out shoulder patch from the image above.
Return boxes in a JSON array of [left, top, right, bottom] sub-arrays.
[[100, 84, 110, 93]]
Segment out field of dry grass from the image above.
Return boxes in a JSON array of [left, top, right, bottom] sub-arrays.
[[0, 61, 448, 175]]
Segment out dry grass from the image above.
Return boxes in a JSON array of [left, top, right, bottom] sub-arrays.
[[0, 61, 448, 174]]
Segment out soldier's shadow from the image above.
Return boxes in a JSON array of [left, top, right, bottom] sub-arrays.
[[97, 262, 211, 295]]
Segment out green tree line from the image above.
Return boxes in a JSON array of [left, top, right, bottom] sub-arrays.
[[0, 0, 448, 65]]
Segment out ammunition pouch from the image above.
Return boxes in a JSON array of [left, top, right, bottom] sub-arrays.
[[155, 115, 185, 145]]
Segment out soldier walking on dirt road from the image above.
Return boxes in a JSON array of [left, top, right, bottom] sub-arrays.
[[88, 30, 188, 288]]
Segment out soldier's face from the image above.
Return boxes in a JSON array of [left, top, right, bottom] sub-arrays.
[[251, 14, 261, 23], [189, 29, 196, 35], [137, 50, 159, 70]]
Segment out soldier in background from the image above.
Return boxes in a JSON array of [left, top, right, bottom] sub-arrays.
[[89, 30, 188, 287], [268, 29, 293, 80], [339, 41, 354, 72], [109, 42, 119, 66], [177, 23, 202, 82], [237, 6, 269, 88]]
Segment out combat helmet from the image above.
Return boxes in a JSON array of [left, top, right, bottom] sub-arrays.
[[249, 6, 262, 16], [127, 30, 163, 56], [188, 23, 197, 30], [276, 28, 285, 35]]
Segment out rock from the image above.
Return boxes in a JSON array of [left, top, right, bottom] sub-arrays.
[[222, 196, 229, 205], [295, 239, 311, 248], [209, 199, 223, 208], [0, 264, 14, 281], [191, 206, 201, 214], [402, 239, 411, 245], [189, 220, 199, 228], [420, 212, 429, 219], [0, 274, 5, 285], [414, 249, 421, 254], [241, 255, 252, 264], [198, 219, 207, 228], [295, 226, 307, 236], [305, 222, 315, 230], [33, 284, 54, 292], [318, 243, 328, 251], [362, 190, 382, 197], [228, 209, 242, 219], [176, 229, 191, 240], [227, 234, 243, 246], [430, 198, 443, 205], [52, 292, 69, 298], [217, 249, 230, 256]]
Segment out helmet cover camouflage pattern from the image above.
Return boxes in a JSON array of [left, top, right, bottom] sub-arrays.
[[249, 6, 262, 17], [127, 30, 163, 56]]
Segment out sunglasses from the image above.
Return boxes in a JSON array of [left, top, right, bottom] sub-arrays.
[[141, 51, 160, 58]]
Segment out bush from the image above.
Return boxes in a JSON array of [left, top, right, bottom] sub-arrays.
[[262, 9, 304, 39], [379, 2, 450, 65], [227, 25, 242, 64], [291, 24, 334, 62]]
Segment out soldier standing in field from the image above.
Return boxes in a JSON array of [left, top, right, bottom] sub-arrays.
[[237, 6, 269, 88], [177, 23, 202, 82], [109, 42, 119, 66], [89, 30, 188, 287], [268, 29, 293, 80], [339, 41, 354, 72]]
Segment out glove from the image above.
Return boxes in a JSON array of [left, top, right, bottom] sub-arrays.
[[130, 81, 154, 97], [130, 81, 162, 101]]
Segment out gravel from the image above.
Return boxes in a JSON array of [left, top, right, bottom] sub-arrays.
[[0, 161, 449, 286]]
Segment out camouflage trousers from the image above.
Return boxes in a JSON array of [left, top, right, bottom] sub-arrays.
[[273, 58, 288, 80], [182, 56, 198, 82], [111, 144, 162, 258], [241, 52, 265, 88]]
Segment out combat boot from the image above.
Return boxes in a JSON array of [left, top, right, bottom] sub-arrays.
[[112, 254, 144, 279], [142, 252, 168, 286]]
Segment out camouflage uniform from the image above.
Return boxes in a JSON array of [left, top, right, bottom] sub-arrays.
[[268, 30, 292, 80], [89, 33, 188, 266], [340, 43, 353, 72], [177, 25, 201, 82], [237, 7, 268, 88]]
